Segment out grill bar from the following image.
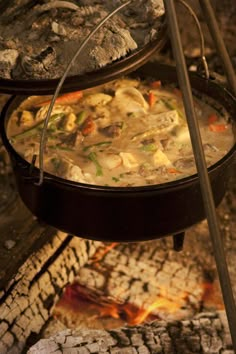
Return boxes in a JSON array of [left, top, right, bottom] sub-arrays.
[[163, 0, 236, 351]]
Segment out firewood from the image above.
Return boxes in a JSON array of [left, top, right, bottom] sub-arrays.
[[28, 311, 233, 354]]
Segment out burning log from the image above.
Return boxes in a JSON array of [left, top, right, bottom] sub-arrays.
[[28, 311, 233, 353], [52, 236, 224, 331]]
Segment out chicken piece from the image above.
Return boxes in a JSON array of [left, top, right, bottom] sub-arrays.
[[60, 113, 77, 132], [113, 86, 149, 114], [82, 93, 112, 107], [35, 104, 73, 122], [174, 125, 191, 143], [98, 154, 122, 170], [120, 152, 139, 169], [151, 150, 171, 167], [19, 110, 35, 127]]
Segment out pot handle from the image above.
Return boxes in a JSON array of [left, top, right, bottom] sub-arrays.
[[177, 0, 209, 80]]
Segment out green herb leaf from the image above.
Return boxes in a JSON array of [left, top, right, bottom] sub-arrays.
[[112, 176, 120, 182], [87, 152, 103, 176], [140, 143, 157, 152], [11, 113, 65, 141]]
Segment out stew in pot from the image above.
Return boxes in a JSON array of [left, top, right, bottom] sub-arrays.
[[7, 77, 234, 187]]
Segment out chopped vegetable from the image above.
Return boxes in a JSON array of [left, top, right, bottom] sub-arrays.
[[48, 145, 74, 152], [141, 143, 157, 152], [11, 113, 65, 141], [35, 90, 83, 107], [148, 92, 156, 107], [167, 168, 182, 174], [87, 152, 103, 176], [112, 176, 120, 182], [160, 99, 184, 119], [209, 124, 228, 132], [80, 117, 96, 136], [83, 141, 112, 152], [208, 114, 218, 124], [76, 111, 88, 126], [150, 80, 161, 89]]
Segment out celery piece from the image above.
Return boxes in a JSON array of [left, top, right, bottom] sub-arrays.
[[160, 99, 184, 119], [48, 145, 74, 152], [140, 143, 157, 152], [83, 141, 112, 152], [11, 113, 65, 141], [87, 152, 103, 176], [76, 111, 87, 126]]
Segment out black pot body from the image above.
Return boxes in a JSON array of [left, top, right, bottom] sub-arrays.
[[1, 63, 236, 242]]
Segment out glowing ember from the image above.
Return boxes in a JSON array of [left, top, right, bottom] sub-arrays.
[[55, 283, 188, 326], [53, 241, 223, 330], [89, 242, 118, 263]]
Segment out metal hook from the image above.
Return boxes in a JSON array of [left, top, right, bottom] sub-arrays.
[[177, 0, 210, 79]]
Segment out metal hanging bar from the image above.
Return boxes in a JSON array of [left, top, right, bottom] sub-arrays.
[[199, 0, 236, 95], [163, 0, 236, 352]]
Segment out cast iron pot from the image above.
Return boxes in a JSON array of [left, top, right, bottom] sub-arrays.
[[1, 63, 236, 242]]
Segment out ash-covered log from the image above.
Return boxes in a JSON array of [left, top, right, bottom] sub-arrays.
[[28, 311, 233, 354], [0, 229, 101, 354], [53, 237, 218, 331]]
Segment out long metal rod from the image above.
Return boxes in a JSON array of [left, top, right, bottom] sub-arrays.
[[199, 0, 236, 95], [163, 0, 236, 351]]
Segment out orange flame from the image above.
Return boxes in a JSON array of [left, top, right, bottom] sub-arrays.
[[57, 283, 188, 326], [89, 242, 118, 263]]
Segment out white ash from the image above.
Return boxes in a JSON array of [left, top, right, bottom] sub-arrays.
[[0, 0, 164, 80], [4, 239, 16, 250]]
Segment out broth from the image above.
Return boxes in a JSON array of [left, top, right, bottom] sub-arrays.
[[7, 77, 234, 187]]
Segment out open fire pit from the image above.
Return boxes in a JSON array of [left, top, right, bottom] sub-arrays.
[[0, 1, 236, 353], [0, 187, 236, 353]]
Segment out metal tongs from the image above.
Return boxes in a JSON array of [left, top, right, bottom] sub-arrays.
[[34, 0, 236, 350]]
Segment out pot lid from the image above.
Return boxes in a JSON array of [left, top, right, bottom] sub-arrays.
[[0, 0, 167, 95]]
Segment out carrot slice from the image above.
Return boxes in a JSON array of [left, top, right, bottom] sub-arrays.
[[81, 117, 96, 136], [209, 124, 228, 132], [148, 92, 156, 107], [167, 168, 182, 174], [150, 80, 162, 89], [208, 114, 218, 124], [35, 90, 83, 107]]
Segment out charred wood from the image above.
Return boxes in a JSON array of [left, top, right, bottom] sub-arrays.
[[28, 311, 233, 354], [0, 231, 101, 354]]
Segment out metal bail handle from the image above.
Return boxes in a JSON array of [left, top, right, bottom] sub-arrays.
[[34, 0, 133, 186], [177, 0, 210, 79]]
